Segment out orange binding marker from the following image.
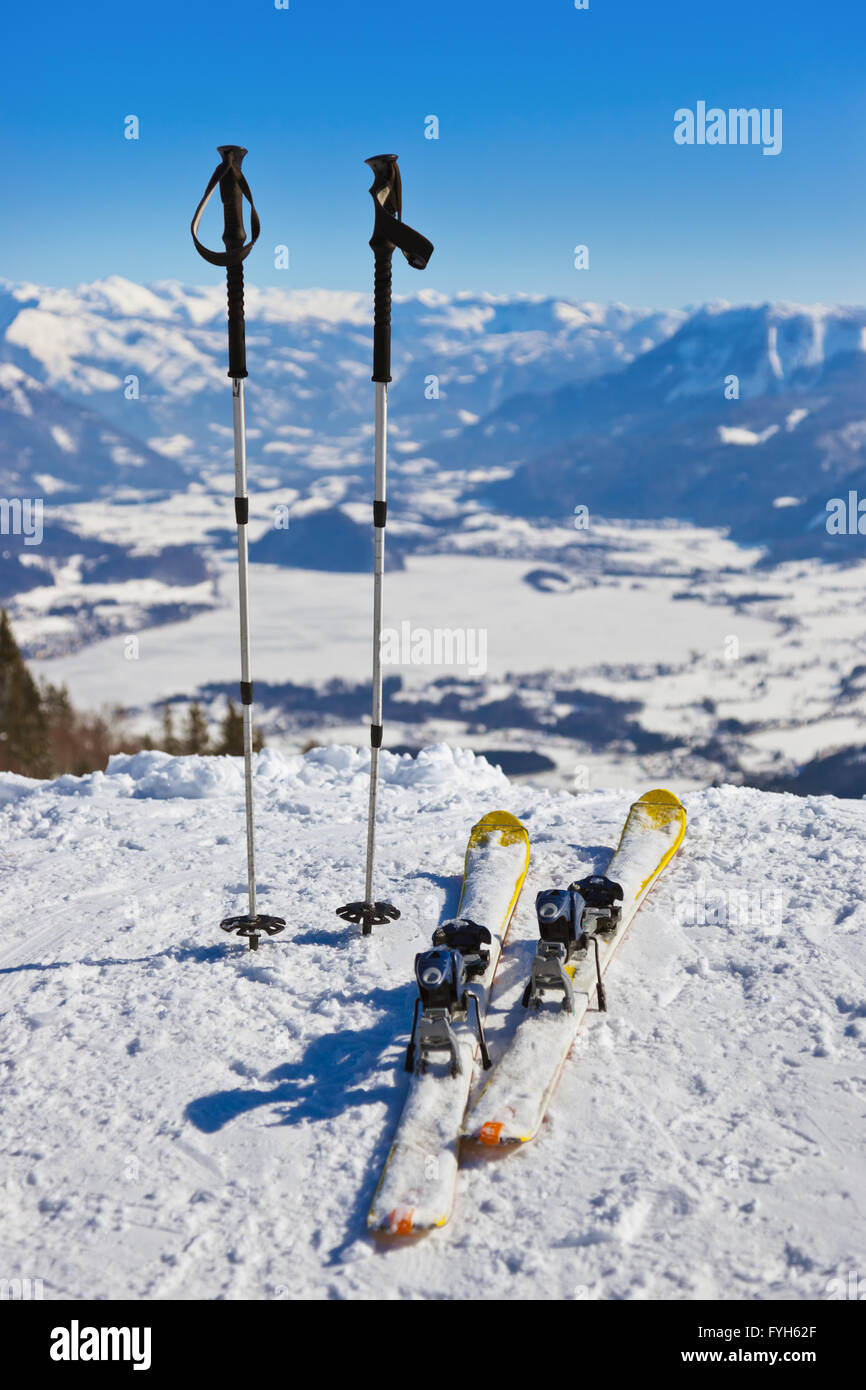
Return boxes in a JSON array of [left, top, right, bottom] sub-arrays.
[[479, 1121, 503, 1146], [389, 1206, 415, 1235]]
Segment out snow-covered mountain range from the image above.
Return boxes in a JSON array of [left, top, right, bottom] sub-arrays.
[[3, 281, 865, 561], [0, 278, 683, 495], [439, 302, 866, 557], [2, 281, 866, 797]]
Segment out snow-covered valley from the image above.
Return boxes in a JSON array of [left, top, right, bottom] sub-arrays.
[[25, 521, 866, 796]]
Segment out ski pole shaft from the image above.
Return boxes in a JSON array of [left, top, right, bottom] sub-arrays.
[[232, 378, 257, 918], [364, 381, 388, 903]]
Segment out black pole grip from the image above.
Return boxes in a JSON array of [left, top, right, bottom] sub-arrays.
[[217, 147, 249, 257], [372, 247, 394, 384], [365, 154, 433, 384], [226, 261, 247, 380], [190, 145, 261, 379]]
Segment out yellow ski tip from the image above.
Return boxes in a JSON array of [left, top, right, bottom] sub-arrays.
[[618, 788, 686, 894], [467, 810, 529, 848], [636, 788, 684, 806], [631, 788, 686, 828]]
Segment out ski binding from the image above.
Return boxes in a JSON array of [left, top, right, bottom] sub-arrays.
[[522, 876, 623, 1013], [406, 919, 493, 1078]]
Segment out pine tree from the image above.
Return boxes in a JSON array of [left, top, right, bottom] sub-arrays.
[[218, 699, 244, 756], [184, 702, 210, 755], [40, 680, 74, 726], [0, 609, 51, 777], [42, 680, 82, 776], [160, 703, 180, 756], [216, 700, 266, 755]]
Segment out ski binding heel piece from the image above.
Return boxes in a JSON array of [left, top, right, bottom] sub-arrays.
[[524, 930, 607, 1014], [411, 1008, 464, 1078], [522, 941, 576, 1013]]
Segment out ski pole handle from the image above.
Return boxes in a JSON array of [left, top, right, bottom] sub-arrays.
[[366, 154, 434, 384], [372, 244, 394, 384], [218, 147, 251, 381], [217, 145, 250, 259], [224, 261, 247, 380], [190, 145, 261, 380]]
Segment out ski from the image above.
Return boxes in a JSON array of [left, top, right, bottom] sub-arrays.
[[368, 810, 530, 1235], [464, 789, 686, 1148]]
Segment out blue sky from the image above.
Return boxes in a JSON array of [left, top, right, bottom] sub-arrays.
[[2, 0, 864, 306]]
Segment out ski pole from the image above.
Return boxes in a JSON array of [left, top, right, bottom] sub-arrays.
[[337, 155, 434, 936], [191, 145, 285, 953]]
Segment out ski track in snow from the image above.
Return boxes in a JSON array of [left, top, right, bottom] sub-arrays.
[[0, 745, 864, 1301]]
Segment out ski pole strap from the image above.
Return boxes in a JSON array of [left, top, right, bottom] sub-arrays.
[[190, 146, 261, 379], [191, 146, 260, 268]]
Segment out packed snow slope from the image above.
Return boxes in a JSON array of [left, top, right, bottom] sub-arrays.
[[1, 745, 864, 1301]]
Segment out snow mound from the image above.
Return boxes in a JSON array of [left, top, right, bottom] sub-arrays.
[[108, 751, 246, 800], [0, 743, 509, 805]]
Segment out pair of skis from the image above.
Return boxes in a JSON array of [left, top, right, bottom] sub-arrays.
[[368, 790, 687, 1236]]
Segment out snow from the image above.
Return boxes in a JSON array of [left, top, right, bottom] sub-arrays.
[[1, 746, 863, 1299]]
